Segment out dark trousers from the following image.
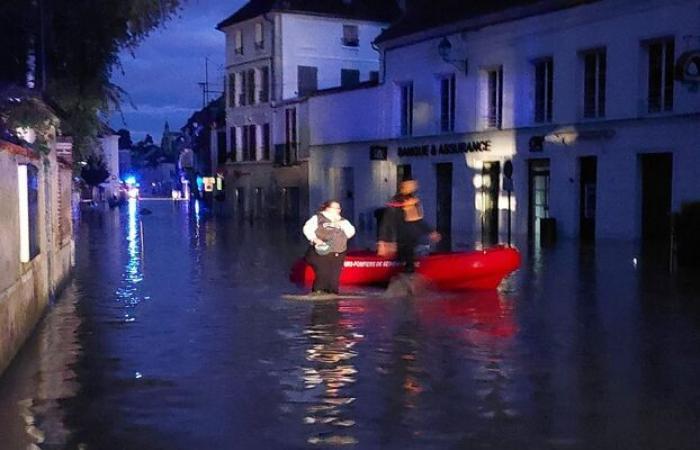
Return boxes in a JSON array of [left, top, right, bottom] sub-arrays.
[[306, 248, 346, 293], [397, 220, 429, 273]]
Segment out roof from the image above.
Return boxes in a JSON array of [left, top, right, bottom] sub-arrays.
[[217, 0, 401, 30], [375, 0, 599, 44]]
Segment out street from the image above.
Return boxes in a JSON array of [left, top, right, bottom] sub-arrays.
[[1, 200, 699, 449]]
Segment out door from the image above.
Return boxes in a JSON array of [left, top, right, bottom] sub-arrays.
[[579, 156, 597, 241], [640, 153, 672, 241], [254, 187, 264, 218], [482, 161, 500, 245], [282, 187, 300, 222], [397, 164, 412, 191], [340, 167, 355, 224], [528, 159, 551, 237], [436, 163, 453, 250], [235, 187, 246, 221]]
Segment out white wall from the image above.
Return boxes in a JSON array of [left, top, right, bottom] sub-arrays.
[[309, 86, 388, 145], [280, 14, 384, 99], [100, 135, 120, 198]]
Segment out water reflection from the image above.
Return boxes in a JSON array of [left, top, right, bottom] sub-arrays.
[[302, 301, 362, 446], [115, 199, 145, 309], [0, 285, 82, 448]]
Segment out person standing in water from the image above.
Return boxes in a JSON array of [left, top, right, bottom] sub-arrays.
[[303, 200, 356, 295], [378, 179, 440, 273]]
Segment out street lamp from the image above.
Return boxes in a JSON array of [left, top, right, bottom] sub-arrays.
[[438, 37, 468, 76]]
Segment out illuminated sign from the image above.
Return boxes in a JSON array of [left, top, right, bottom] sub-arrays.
[[398, 140, 491, 157], [203, 177, 216, 192]]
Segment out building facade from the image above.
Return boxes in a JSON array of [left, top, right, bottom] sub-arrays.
[[308, 0, 700, 245], [215, 0, 400, 221]]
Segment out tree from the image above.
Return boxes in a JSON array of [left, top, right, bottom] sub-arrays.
[[117, 128, 132, 150], [0, 0, 183, 159], [80, 154, 110, 188]]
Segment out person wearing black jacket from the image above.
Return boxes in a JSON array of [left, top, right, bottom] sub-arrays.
[[377, 179, 440, 273]]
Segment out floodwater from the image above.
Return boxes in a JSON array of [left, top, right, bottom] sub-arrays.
[[1, 200, 699, 449]]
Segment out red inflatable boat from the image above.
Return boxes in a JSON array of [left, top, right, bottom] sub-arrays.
[[290, 246, 521, 291]]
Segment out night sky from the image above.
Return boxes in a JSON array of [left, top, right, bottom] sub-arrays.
[[109, 0, 246, 143]]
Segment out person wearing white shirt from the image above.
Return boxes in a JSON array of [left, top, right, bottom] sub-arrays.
[[302, 200, 356, 294]]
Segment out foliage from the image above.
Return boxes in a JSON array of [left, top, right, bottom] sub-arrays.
[[1, 0, 183, 159], [117, 128, 133, 150], [80, 154, 110, 187], [0, 92, 60, 154]]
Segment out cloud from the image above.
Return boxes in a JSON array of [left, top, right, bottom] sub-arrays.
[[109, 0, 244, 142]]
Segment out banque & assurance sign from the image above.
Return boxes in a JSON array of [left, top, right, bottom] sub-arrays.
[[398, 140, 491, 157]]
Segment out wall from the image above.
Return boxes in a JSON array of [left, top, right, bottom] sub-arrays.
[[280, 14, 385, 100], [0, 141, 74, 376]]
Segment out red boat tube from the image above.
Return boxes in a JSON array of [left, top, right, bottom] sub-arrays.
[[290, 246, 521, 291]]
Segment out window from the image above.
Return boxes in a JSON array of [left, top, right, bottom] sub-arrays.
[[259, 66, 269, 103], [341, 68, 360, 88], [646, 38, 674, 113], [217, 130, 227, 164], [487, 66, 503, 129], [227, 73, 236, 107], [284, 108, 298, 165], [342, 25, 359, 47], [246, 69, 256, 105], [440, 74, 456, 132], [239, 71, 247, 106], [262, 123, 271, 160], [242, 125, 256, 161], [534, 58, 553, 123], [255, 22, 264, 49], [297, 65, 318, 97], [234, 30, 243, 55], [229, 127, 237, 161], [369, 71, 379, 83], [582, 48, 606, 118], [400, 82, 413, 136], [18, 164, 40, 262]]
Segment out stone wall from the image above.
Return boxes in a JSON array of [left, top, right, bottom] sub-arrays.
[[0, 140, 74, 376]]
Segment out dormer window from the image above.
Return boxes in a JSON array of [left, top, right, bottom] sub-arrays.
[[255, 22, 264, 50], [342, 25, 359, 47], [234, 30, 243, 55]]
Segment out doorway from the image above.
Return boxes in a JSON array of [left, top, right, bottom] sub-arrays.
[[254, 187, 264, 219], [579, 156, 597, 241], [235, 187, 246, 221], [436, 162, 453, 250], [482, 161, 500, 245], [331, 167, 355, 224], [528, 159, 551, 237], [640, 153, 672, 241], [282, 187, 300, 222]]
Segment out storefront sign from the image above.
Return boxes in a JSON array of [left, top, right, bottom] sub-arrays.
[[370, 145, 388, 160], [398, 140, 491, 157]]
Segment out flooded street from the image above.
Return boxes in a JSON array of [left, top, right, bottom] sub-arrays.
[[1, 200, 699, 449]]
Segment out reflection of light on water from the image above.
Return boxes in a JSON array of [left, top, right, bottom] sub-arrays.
[[302, 304, 362, 446], [115, 198, 144, 308], [17, 287, 83, 447]]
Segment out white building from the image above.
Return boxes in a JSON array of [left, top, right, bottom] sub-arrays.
[[99, 132, 121, 200], [215, 0, 401, 220], [308, 0, 700, 245]]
